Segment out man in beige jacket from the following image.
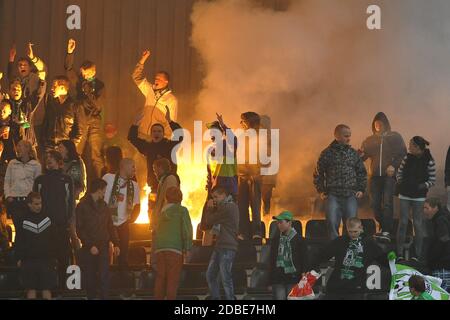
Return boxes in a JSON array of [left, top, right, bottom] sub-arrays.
[[132, 50, 178, 140]]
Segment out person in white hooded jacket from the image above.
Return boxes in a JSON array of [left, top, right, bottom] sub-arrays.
[[132, 50, 178, 140], [4, 140, 41, 230]]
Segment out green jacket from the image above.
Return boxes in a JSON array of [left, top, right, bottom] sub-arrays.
[[155, 204, 193, 254]]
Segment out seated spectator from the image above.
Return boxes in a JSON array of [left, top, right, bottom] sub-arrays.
[[423, 197, 450, 292], [154, 186, 193, 300], [268, 211, 306, 300], [409, 275, 434, 300], [76, 178, 120, 300], [15, 192, 57, 300], [307, 217, 386, 298]]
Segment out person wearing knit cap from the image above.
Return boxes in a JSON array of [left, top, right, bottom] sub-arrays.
[[396, 136, 436, 262]]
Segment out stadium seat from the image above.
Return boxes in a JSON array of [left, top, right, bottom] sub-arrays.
[[305, 220, 328, 240], [127, 246, 147, 266], [185, 245, 213, 264], [258, 245, 271, 266], [247, 267, 271, 294], [235, 242, 257, 265], [110, 270, 135, 290], [129, 223, 151, 242]]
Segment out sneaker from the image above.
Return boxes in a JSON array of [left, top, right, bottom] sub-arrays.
[[374, 232, 391, 242], [410, 257, 419, 262], [397, 256, 405, 262]]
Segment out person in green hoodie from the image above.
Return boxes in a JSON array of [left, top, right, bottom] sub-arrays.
[[154, 186, 193, 300]]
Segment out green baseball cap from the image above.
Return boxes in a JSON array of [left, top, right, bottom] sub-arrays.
[[272, 211, 293, 221]]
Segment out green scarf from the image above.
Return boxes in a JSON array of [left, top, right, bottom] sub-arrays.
[[108, 174, 135, 223], [341, 237, 364, 280], [276, 228, 297, 274]]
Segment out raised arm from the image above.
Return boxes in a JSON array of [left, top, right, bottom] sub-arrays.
[[7, 44, 17, 80], [132, 50, 153, 97], [65, 38, 79, 89], [27, 43, 47, 81]]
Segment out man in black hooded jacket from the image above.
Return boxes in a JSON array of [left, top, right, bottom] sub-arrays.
[[360, 112, 407, 241]]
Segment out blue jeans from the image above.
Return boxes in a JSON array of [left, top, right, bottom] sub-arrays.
[[370, 177, 395, 234], [326, 195, 358, 240], [397, 199, 424, 259], [206, 248, 236, 300]]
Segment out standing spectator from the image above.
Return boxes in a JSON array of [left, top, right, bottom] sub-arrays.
[[40, 76, 81, 157], [76, 178, 120, 300], [103, 158, 140, 271], [237, 112, 263, 240], [4, 140, 41, 232], [7, 43, 46, 102], [151, 158, 180, 268], [0, 208, 11, 264], [7, 43, 47, 147], [101, 146, 123, 177], [154, 186, 193, 300], [396, 136, 436, 261], [15, 192, 56, 300], [57, 140, 87, 201], [65, 39, 105, 179], [307, 218, 386, 299], [33, 151, 75, 289], [199, 113, 238, 239], [360, 112, 407, 241], [260, 115, 277, 216], [423, 197, 450, 292], [152, 158, 180, 231], [0, 100, 22, 162], [132, 50, 178, 139], [445, 146, 450, 212], [128, 106, 183, 194], [314, 124, 367, 240], [269, 211, 306, 300], [0, 100, 22, 196], [204, 186, 239, 300]]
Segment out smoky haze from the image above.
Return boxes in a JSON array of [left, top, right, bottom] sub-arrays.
[[189, 0, 450, 216]]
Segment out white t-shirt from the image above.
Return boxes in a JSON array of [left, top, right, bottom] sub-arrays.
[[103, 174, 140, 226]]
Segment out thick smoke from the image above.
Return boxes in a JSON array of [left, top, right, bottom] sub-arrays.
[[190, 0, 450, 217]]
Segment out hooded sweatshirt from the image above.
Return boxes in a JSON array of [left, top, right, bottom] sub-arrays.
[[397, 149, 436, 199], [361, 112, 407, 177]]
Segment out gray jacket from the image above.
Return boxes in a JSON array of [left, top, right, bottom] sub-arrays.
[[205, 196, 239, 251]]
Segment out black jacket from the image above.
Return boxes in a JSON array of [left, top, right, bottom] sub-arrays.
[[15, 209, 57, 261], [65, 53, 106, 119], [445, 146, 450, 188], [314, 140, 367, 197], [41, 94, 81, 148], [397, 150, 436, 199], [76, 195, 119, 250], [128, 121, 183, 191], [33, 169, 75, 228], [0, 116, 21, 164], [361, 112, 407, 177], [310, 235, 387, 292], [428, 208, 450, 270], [268, 231, 306, 285]]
